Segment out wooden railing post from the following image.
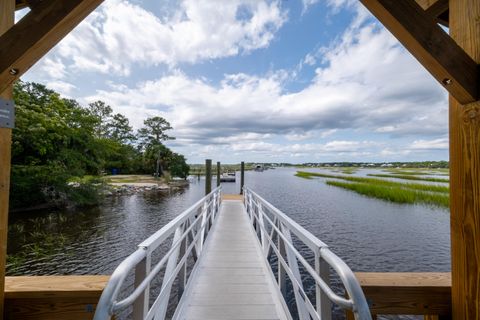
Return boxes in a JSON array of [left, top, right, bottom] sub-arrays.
[[205, 159, 212, 195], [240, 161, 245, 194], [0, 1, 14, 317], [216, 161, 221, 187], [449, 1, 480, 318]]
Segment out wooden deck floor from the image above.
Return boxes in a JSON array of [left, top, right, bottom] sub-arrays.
[[174, 199, 290, 320]]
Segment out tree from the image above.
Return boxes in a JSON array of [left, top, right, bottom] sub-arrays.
[[87, 101, 113, 138], [138, 116, 174, 147], [108, 113, 136, 143], [169, 153, 189, 179]]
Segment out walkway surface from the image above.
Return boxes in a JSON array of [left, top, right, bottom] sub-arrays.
[[174, 199, 290, 320]]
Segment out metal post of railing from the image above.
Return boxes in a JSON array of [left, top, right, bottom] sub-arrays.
[[281, 224, 310, 320], [316, 254, 332, 320], [258, 203, 268, 255], [155, 226, 183, 319], [278, 223, 287, 297], [178, 234, 187, 299], [133, 252, 151, 320]]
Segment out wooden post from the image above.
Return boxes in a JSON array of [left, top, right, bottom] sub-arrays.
[[240, 162, 245, 194], [0, 1, 14, 317], [449, 1, 480, 318], [216, 161, 221, 187], [205, 159, 212, 195]]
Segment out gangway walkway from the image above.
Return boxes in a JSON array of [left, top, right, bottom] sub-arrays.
[[93, 187, 372, 320], [173, 199, 289, 319]]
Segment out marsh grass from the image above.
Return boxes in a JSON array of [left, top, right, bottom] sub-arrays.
[[340, 168, 357, 174], [295, 171, 449, 193], [325, 180, 449, 208], [367, 173, 449, 183], [384, 170, 432, 176], [295, 172, 314, 179]]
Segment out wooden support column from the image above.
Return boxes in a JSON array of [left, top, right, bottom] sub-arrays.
[[0, 1, 15, 317], [240, 162, 245, 195], [205, 159, 212, 195], [216, 161, 221, 187], [449, 0, 480, 318]]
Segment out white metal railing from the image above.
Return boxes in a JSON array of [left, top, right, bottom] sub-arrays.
[[93, 187, 222, 320], [244, 187, 372, 320]]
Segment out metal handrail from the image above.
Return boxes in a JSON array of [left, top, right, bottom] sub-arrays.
[[93, 187, 222, 320], [243, 187, 372, 320]]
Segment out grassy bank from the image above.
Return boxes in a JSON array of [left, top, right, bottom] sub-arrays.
[[325, 180, 449, 208], [367, 174, 449, 183], [295, 171, 449, 193], [295, 171, 449, 208]]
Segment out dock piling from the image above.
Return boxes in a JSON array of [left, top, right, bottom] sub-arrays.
[[216, 161, 221, 187], [205, 159, 212, 195], [240, 161, 245, 194]]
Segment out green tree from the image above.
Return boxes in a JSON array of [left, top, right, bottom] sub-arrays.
[[108, 113, 136, 143], [138, 116, 174, 147], [87, 100, 113, 138], [169, 153, 190, 179]]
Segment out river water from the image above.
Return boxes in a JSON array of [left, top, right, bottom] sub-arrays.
[[7, 168, 450, 318]]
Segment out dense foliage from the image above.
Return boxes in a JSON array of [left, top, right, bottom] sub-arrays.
[[10, 81, 189, 210]]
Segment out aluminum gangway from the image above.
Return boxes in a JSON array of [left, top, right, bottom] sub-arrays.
[[94, 187, 372, 320]]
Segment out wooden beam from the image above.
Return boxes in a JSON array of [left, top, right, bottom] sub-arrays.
[[425, 0, 449, 27], [354, 272, 451, 316], [415, 0, 443, 11], [0, 0, 104, 94], [449, 0, 480, 318], [360, 0, 478, 104], [0, 1, 15, 318], [5, 275, 109, 320]]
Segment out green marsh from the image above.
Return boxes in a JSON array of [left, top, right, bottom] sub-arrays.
[[296, 170, 449, 208]]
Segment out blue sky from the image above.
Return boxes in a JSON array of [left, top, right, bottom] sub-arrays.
[[18, 0, 449, 164]]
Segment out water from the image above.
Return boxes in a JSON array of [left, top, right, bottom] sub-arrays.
[[7, 168, 451, 318]]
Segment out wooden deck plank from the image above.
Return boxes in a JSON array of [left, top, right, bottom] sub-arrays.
[[5, 275, 110, 299], [175, 200, 290, 320]]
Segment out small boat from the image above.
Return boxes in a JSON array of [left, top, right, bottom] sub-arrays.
[[220, 172, 236, 182], [254, 165, 264, 172]]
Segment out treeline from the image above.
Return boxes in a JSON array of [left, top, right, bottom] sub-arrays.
[[10, 81, 189, 211], [297, 161, 449, 168]]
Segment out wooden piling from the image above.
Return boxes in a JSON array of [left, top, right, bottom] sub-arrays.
[[216, 162, 221, 187], [449, 1, 480, 318], [240, 162, 245, 195], [205, 159, 212, 195], [0, 1, 14, 316]]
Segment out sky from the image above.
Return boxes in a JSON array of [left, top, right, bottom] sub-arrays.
[[17, 0, 449, 164]]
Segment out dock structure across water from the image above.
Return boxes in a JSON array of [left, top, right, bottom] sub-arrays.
[[93, 187, 372, 320], [173, 198, 289, 320], [4, 187, 453, 320]]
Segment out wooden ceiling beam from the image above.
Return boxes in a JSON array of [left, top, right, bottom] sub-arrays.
[[0, 0, 104, 94], [361, 0, 478, 104], [415, 0, 442, 11], [415, 0, 449, 27], [15, 0, 41, 11]]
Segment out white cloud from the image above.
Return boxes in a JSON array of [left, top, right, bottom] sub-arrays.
[[49, 0, 286, 76], [84, 12, 448, 162], [411, 138, 449, 150], [46, 81, 76, 97]]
